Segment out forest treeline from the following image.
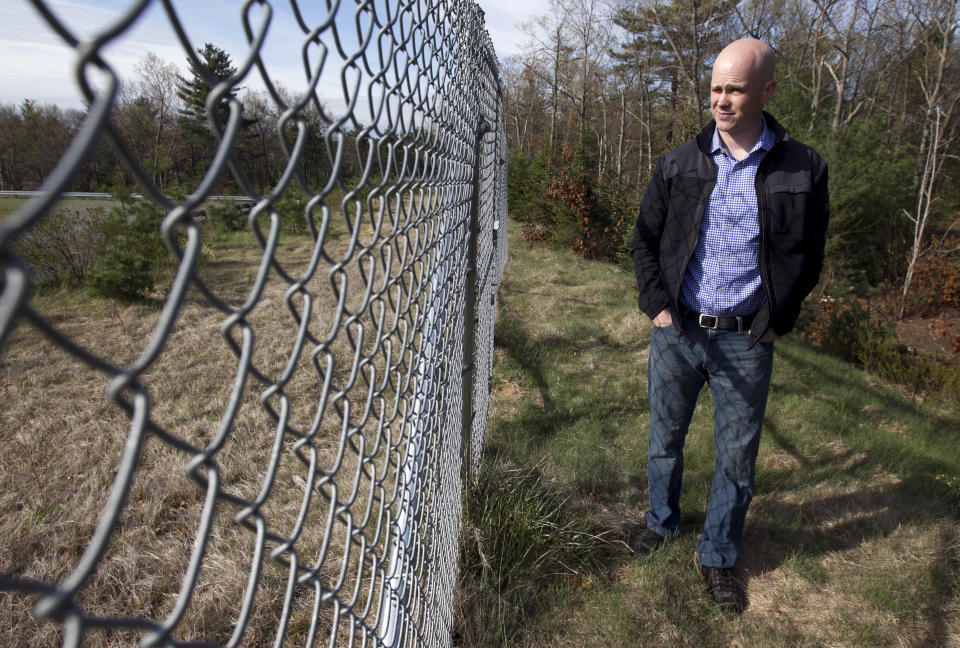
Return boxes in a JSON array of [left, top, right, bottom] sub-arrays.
[[1, 1, 958, 340], [504, 0, 960, 322], [0, 44, 350, 202], [2, 42, 359, 303]]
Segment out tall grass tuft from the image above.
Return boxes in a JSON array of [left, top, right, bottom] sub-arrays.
[[454, 461, 604, 647]]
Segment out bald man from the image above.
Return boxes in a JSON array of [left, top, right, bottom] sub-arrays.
[[629, 39, 829, 613]]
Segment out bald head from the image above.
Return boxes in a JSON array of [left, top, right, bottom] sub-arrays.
[[709, 39, 777, 152], [714, 38, 776, 85]]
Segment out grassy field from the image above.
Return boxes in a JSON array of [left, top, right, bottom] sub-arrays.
[[2, 197, 959, 647], [466, 229, 960, 647], [0, 195, 123, 219], [0, 207, 412, 647]]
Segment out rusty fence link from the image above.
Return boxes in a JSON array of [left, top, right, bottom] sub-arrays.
[[0, 1, 506, 646]]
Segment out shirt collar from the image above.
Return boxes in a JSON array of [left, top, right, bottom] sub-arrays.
[[711, 116, 774, 157]]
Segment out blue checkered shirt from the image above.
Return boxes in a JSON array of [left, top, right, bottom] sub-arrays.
[[680, 120, 775, 317]]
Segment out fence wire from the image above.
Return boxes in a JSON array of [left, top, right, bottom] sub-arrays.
[[0, 1, 506, 646]]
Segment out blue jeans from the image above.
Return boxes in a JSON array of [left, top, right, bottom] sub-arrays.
[[645, 319, 773, 568]]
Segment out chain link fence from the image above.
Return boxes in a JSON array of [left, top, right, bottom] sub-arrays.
[[0, 1, 506, 646]]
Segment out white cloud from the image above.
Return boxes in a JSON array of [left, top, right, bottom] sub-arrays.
[[0, 0, 549, 110], [477, 0, 550, 59]]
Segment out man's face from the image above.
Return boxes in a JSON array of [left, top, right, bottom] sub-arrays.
[[710, 58, 774, 137]]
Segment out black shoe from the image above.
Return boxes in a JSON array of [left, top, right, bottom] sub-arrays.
[[629, 527, 665, 556], [695, 552, 743, 614]]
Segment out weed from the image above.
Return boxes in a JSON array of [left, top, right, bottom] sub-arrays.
[[455, 461, 604, 647], [206, 200, 246, 233], [798, 295, 960, 406], [12, 206, 108, 287]]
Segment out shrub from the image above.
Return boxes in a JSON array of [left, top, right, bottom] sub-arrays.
[[903, 234, 960, 317], [206, 200, 247, 233], [799, 296, 960, 406], [510, 143, 632, 264], [805, 118, 915, 291], [507, 148, 549, 224], [87, 201, 169, 302], [13, 206, 108, 288], [273, 186, 312, 235]]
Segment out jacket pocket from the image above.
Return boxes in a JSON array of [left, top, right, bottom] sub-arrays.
[[767, 180, 812, 195], [766, 185, 812, 240]]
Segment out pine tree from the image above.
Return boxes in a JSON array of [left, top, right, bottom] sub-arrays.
[[176, 43, 240, 180], [177, 43, 238, 134]]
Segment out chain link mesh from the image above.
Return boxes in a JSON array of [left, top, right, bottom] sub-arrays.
[[0, 1, 506, 646]]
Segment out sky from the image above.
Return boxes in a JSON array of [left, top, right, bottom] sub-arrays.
[[0, 0, 550, 111]]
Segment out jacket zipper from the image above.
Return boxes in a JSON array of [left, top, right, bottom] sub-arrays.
[[672, 158, 717, 336], [755, 143, 781, 321]]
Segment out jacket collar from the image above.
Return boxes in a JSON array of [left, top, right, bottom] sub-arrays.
[[696, 110, 789, 155]]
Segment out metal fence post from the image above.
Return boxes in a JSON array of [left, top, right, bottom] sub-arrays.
[[462, 118, 492, 483]]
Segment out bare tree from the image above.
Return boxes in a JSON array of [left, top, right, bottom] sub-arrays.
[[133, 52, 181, 191], [898, 0, 960, 318]]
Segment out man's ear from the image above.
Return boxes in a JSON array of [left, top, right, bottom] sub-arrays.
[[763, 80, 778, 104]]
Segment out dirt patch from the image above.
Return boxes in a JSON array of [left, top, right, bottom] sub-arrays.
[[896, 309, 960, 358], [493, 381, 524, 400], [763, 451, 803, 472]]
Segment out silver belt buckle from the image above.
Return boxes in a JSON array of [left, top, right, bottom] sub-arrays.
[[698, 313, 718, 330]]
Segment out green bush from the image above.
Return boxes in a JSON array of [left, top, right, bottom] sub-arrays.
[[206, 200, 247, 233], [507, 148, 549, 224], [508, 144, 633, 265], [816, 121, 914, 291], [273, 186, 312, 235], [87, 201, 169, 302], [799, 297, 960, 406]]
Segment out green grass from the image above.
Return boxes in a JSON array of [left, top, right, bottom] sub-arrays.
[[0, 195, 122, 219], [468, 224, 960, 647]]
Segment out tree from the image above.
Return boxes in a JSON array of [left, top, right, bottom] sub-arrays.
[[134, 52, 181, 191], [15, 100, 75, 189], [518, 0, 576, 153], [177, 43, 241, 181], [0, 103, 20, 191], [616, 0, 737, 144], [898, 0, 960, 318]]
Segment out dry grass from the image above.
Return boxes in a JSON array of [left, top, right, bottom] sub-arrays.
[[0, 206, 448, 646]]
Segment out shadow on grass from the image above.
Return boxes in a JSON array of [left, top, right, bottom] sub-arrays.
[[491, 303, 649, 500], [775, 343, 960, 438], [489, 297, 960, 632], [494, 298, 644, 413], [737, 342, 960, 621], [927, 524, 960, 646], [738, 472, 959, 629]]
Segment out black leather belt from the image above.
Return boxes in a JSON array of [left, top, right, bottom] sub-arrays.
[[682, 307, 755, 333]]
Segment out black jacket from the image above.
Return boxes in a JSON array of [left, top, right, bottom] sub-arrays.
[[630, 112, 829, 343]]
